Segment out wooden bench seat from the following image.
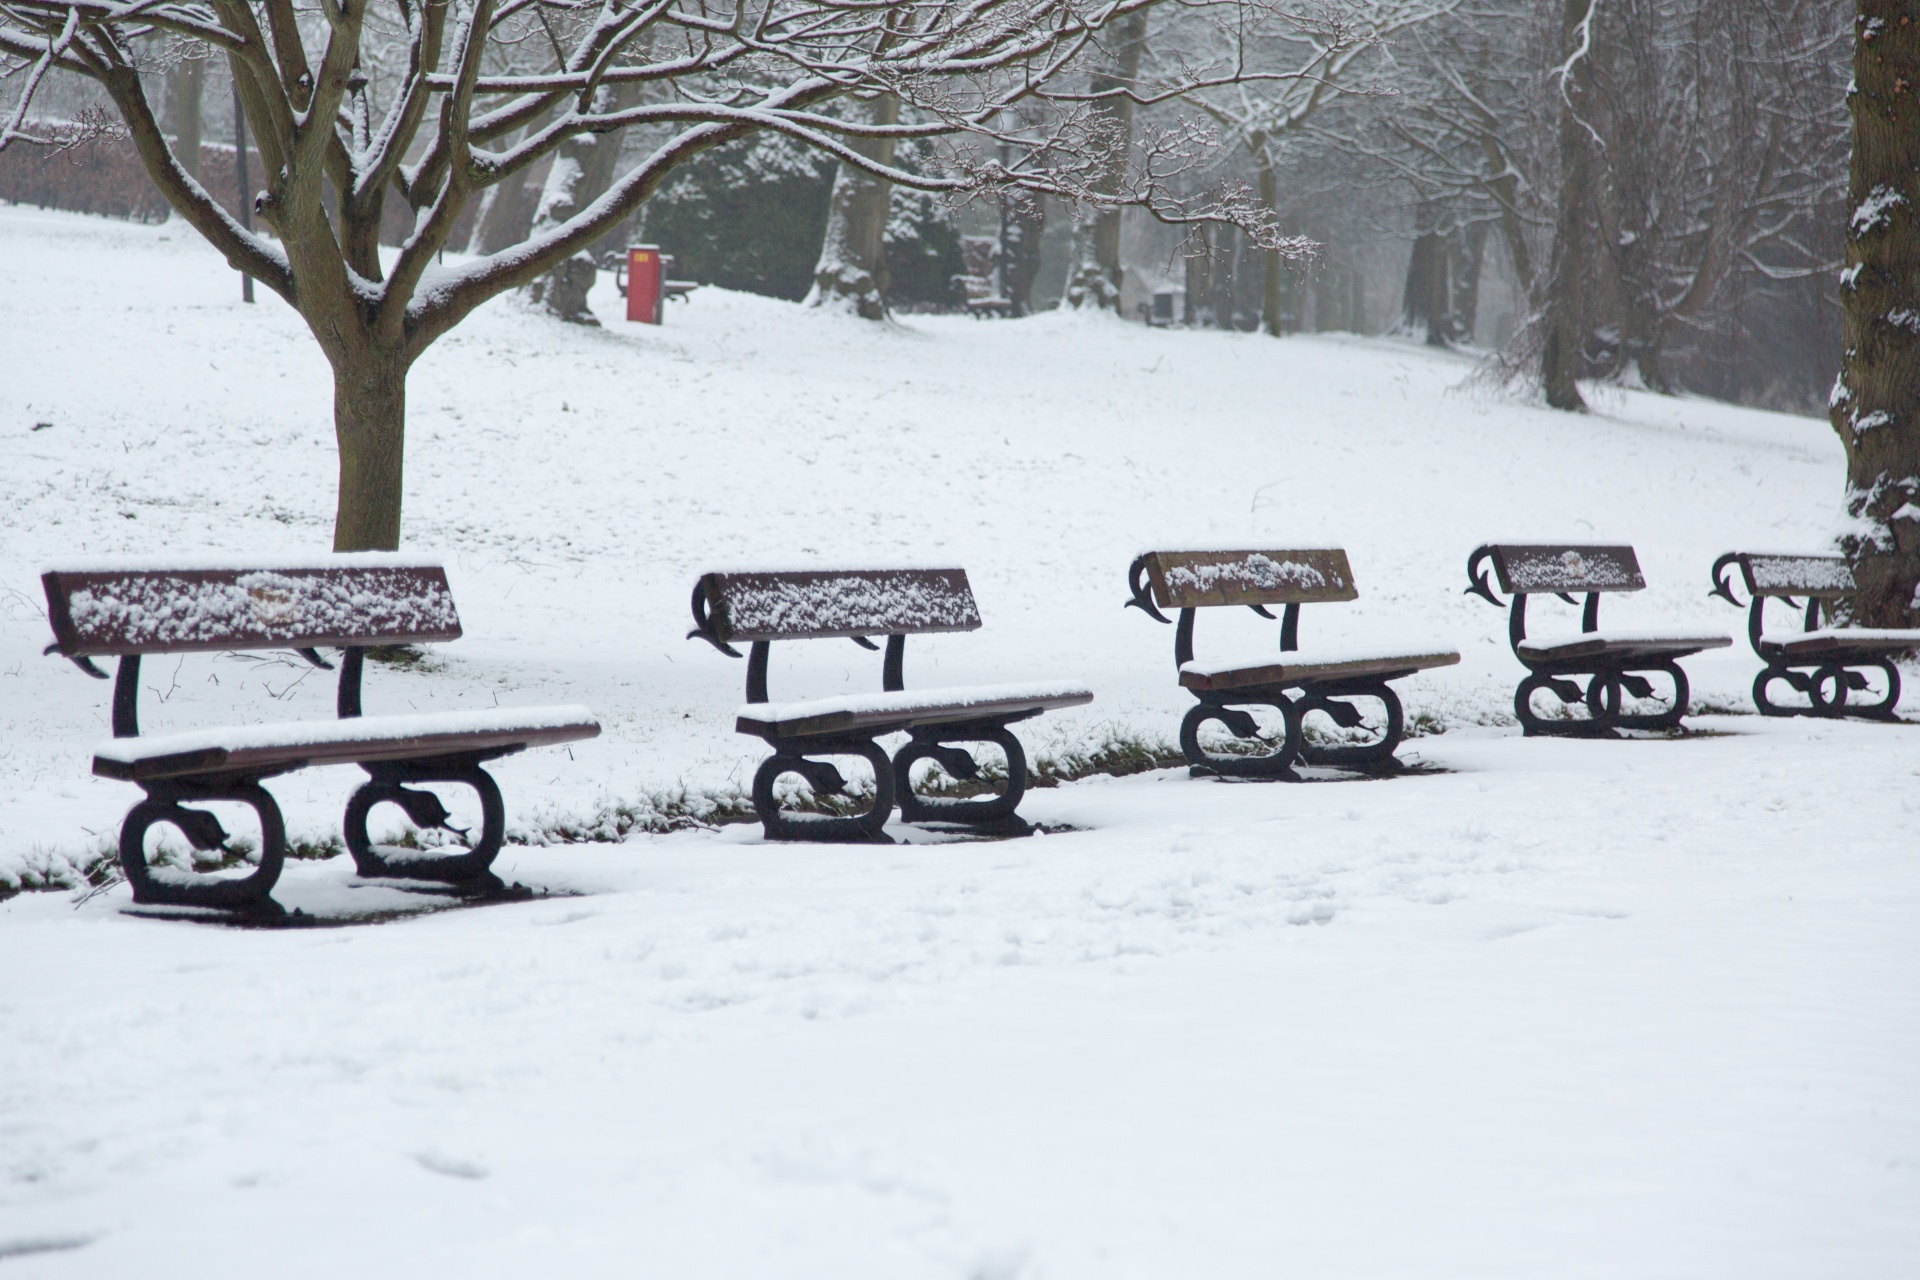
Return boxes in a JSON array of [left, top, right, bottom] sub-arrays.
[[692, 567, 1089, 839], [1128, 548, 1459, 777], [1710, 551, 1914, 717], [1514, 630, 1732, 664], [1178, 645, 1460, 692], [93, 706, 599, 782], [42, 556, 599, 916], [1760, 626, 1920, 659], [1467, 543, 1730, 735], [735, 682, 1092, 740]]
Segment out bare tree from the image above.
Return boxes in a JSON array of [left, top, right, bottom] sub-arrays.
[[1189, 0, 1458, 334], [1, 0, 1293, 550], [1834, 0, 1920, 624]]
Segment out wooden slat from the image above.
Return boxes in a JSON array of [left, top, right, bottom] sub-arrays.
[[93, 721, 599, 782], [736, 689, 1092, 739], [1516, 633, 1731, 662], [1765, 629, 1920, 658], [1738, 553, 1856, 599], [1490, 545, 1644, 594], [700, 568, 982, 642], [1142, 549, 1358, 609], [43, 564, 462, 657], [1178, 649, 1460, 692]]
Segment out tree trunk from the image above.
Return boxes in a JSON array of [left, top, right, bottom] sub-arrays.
[[1211, 226, 1238, 328], [1834, 0, 1920, 625], [165, 58, 203, 183], [1452, 221, 1488, 343], [806, 94, 899, 319], [1184, 223, 1212, 324], [1484, 135, 1536, 298], [527, 87, 637, 323], [1066, 11, 1147, 311], [331, 354, 409, 552], [1257, 160, 1285, 336], [467, 129, 537, 255], [1313, 265, 1342, 333], [1002, 194, 1046, 315], [1403, 230, 1448, 344], [1541, 0, 1598, 411]]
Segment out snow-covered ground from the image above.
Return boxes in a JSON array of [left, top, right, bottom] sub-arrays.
[[1, 204, 1915, 1275]]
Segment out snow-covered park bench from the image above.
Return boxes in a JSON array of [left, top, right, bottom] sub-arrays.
[[40, 558, 599, 917], [1709, 551, 1919, 718], [1125, 549, 1460, 778], [1466, 543, 1731, 735], [688, 568, 1092, 840]]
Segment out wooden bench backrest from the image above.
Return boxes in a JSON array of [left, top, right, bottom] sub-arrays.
[[1483, 544, 1644, 595], [1136, 549, 1358, 609], [42, 557, 463, 657], [1727, 553, 1856, 599], [692, 568, 982, 644]]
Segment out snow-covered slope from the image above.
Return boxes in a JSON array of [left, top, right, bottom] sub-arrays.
[[1, 205, 1912, 1278]]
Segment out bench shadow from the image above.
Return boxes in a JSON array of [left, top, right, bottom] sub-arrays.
[[886, 819, 1089, 844], [115, 873, 582, 929]]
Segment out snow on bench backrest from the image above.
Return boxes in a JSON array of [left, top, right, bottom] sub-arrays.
[[1485, 544, 1644, 595], [693, 568, 983, 643], [1137, 549, 1358, 610], [41, 556, 463, 657], [1732, 553, 1856, 599]]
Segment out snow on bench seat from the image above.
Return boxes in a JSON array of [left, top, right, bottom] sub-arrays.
[[735, 681, 1093, 740], [1177, 645, 1461, 693], [92, 706, 601, 782], [1515, 630, 1733, 663], [1760, 627, 1920, 659]]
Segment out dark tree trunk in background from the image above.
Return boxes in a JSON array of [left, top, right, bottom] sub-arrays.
[[1541, 0, 1598, 411], [1211, 227, 1239, 327], [1451, 222, 1488, 343], [1066, 11, 1147, 311], [1002, 195, 1046, 315], [1834, 0, 1920, 624], [807, 94, 900, 318], [1184, 222, 1212, 324], [1313, 267, 1339, 332], [165, 58, 203, 182], [1257, 157, 1285, 335], [527, 86, 639, 323], [1403, 229, 1450, 345]]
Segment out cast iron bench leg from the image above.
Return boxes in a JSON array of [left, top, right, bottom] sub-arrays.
[[1296, 681, 1405, 768], [344, 757, 508, 891], [1515, 671, 1611, 737], [1180, 697, 1302, 779], [892, 725, 1029, 830], [752, 737, 895, 842], [1596, 661, 1688, 731], [119, 778, 288, 916], [1803, 660, 1899, 719]]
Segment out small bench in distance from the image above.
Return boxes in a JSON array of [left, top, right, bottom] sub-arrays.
[[689, 568, 1091, 840], [1126, 549, 1460, 778], [1466, 543, 1730, 735], [41, 557, 599, 918], [1710, 552, 1919, 718]]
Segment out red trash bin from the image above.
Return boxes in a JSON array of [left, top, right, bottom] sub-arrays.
[[625, 245, 663, 324]]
